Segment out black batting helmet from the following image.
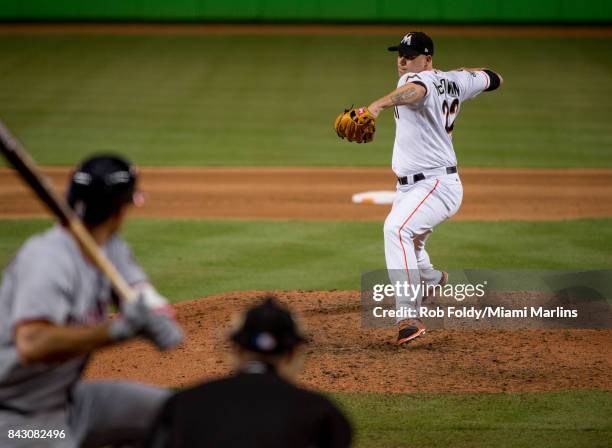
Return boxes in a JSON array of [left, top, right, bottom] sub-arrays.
[[67, 154, 138, 226]]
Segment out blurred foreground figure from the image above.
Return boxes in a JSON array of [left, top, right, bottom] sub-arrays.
[[147, 297, 352, 448], [0, 154, 183, 447]]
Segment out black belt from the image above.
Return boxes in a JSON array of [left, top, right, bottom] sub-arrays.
[[397, 166, 457, 185]]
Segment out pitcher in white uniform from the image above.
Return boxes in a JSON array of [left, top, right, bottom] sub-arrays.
[[364, 32, 503, 345]]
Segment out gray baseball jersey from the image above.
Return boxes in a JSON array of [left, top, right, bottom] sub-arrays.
[[0, 225, 147, 413]]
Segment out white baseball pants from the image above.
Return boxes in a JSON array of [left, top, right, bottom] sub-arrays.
[[384, 172, 463, 322]]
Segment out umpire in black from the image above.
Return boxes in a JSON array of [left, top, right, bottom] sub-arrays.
[[146, 297, 352, 448]]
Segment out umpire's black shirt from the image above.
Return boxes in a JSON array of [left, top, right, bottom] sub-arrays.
[[147, 362, 352, 448]]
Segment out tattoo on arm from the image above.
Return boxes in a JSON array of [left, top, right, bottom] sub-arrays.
[[391, 87, 418, 106]]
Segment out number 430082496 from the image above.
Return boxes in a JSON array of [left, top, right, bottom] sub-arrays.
[[442, 99, 459, 134]]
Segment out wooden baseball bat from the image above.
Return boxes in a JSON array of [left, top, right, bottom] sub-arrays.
[[0, 119, 138, 303]]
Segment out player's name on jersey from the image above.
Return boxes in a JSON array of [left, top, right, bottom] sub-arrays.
[[434, 78, 460, 97]]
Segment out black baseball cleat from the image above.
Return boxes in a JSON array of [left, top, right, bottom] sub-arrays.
[[397, 318, 426, 345]]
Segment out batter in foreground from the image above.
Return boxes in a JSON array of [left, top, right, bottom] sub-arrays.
[[0, 155, 183, 447], [336, 32, 502, 345]]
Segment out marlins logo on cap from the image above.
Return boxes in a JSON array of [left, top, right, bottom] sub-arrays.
[[388, 31, 434, 57]]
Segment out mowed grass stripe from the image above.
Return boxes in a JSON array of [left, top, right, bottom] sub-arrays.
[[0, 35, 610, 167], [1, 218, 611, 300], [334, 390, 612, 448]]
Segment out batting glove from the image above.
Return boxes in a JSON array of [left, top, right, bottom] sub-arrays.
[[109, 292, 184, 351]]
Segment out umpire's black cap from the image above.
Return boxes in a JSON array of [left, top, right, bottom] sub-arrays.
[[67, 154, 139, 225], [388, 32, 434, 57], [231, 297, 306, 354]]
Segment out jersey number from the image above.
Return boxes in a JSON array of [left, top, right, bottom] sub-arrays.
[[442, 99, 459, 134]]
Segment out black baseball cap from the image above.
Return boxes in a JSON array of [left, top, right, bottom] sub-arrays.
[[230, 297, 306, 354], [388, 32, 434, 57]]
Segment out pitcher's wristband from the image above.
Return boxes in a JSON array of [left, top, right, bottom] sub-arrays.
[[483, 70, 501, 92]]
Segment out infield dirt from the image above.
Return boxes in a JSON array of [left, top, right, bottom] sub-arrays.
[[2, 23, 611, 38], [2, 167, 612, 221], [85, 290, 612, 393]]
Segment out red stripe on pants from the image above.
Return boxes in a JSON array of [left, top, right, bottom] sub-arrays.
[[398, 179, 440, 284]]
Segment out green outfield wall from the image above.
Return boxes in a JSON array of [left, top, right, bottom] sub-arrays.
[[1, 0, 610, 23]]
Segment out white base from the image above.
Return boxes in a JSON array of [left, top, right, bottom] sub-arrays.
[[351, 190, 396, 205]]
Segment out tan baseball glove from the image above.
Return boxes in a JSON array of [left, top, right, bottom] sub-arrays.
[[334, 107, 376, 143]]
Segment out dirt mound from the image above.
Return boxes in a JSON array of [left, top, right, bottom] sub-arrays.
[[85, 291, 612, 393], [1, 24, 611, 38]]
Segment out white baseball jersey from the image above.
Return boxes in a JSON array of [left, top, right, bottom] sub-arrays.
[[391, 69, 490, 176]]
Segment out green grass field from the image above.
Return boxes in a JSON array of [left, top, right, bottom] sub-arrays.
[[337, 390, 612, 448], [1, 218, 611, 446], [1, 218, 612, 299], [1, 30, 611, 448], [0, 34, 611, 168]]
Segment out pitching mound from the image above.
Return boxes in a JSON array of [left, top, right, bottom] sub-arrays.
[[85, 291, 612, 393]]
